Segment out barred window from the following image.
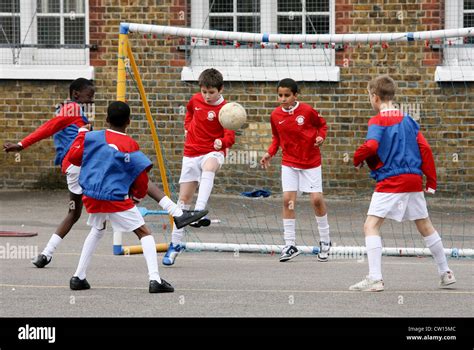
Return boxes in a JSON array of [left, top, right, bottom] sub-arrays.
[[0, 0, 92, 80]]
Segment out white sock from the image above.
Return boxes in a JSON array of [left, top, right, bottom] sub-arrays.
[[140, 235, 161, 283], [315, 214, 330, 243], [74, 227, 105, 280], [171, 202, 190, 245], [366, 235, 383, 281], [159, 196, 183, 217], [194, 171, 215, 211], [424, 231, 450, 276], [283, 219, 296, 246], [41, 233, 63, 258]]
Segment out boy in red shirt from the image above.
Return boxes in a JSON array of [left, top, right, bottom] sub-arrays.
[[260, 78, 331, 262], [67, 101, 175, 293], [162, 68, 235, 266], [3, 78, 95, 268], [350, 75, 455, 291]]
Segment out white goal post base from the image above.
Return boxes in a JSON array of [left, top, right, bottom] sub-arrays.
[[183, 242, 473, 258]]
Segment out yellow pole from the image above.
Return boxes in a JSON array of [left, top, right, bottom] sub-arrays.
[[126, 41, 174, 229], [117, 33, 128, 102], [123, 243, 169, 255]]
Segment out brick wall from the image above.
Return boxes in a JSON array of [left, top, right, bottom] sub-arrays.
[[1, 0, 472, 197]]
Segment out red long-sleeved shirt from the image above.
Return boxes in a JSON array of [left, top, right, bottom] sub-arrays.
[[267, 102, 327, 169], [184, 93, 235, 157], [19, 102, 88, 173], [67, 129, 149, 213], [354, 110, 437, 193]]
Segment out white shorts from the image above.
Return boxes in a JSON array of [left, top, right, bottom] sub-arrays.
[[367, 192, 429, 222], [66, 164, 82, 195], [87, 206, 145, 232], [178, 151, 225, 184], [281, 165, 323, 193]]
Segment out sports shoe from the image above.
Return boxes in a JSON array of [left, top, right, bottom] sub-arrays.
[[174, 209, 208, 229], [439, 271, 456, 287], [189, 216, 211, 228], [279, 245, 300, 262], [162, 242, 185, 266], [149, 279, 174, 293], [70, 276, 91, 290], [317, 241, 331, 262], [31, 254, 52, 268], [349, 276, 384, 292]]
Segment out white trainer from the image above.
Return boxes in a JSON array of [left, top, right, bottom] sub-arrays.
[[349, 276, 384, 292], [439, 271, 456, 287]]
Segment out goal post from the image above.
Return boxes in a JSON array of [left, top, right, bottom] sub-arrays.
[[114, 22, 474, 258]]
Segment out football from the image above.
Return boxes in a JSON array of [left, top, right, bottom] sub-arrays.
[[218, 102, 247, 130]]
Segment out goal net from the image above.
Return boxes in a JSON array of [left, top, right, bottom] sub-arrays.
[[114, 10, 474, 259]]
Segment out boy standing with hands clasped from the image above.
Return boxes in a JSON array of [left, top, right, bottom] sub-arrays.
[[260, 78, 332, 262], [350, 75, 456, 292]]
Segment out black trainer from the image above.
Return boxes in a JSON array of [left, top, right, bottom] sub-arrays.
[[149, 279, 174, 293], [174, 209, 209, 229], [31, 254, 52, 268], [279, 245, 301, 262], [70, 276, 91, 290], [189, 216, 211, 228]]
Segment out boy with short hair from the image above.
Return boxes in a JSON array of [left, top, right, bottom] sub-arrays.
[[350, 74, 456, 292], [67, 101, 175, 293], [260, 78, 331, 262], [162, 68, 235, 266], [3, 78, 95, 268], [3, 80, 204, 268]]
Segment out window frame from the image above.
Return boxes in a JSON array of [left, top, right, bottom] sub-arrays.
[[435, 0, 474, 82], [184, 0, 339, 82], [0, 0, 93, 80]]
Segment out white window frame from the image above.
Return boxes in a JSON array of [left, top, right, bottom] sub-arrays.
[[183, 0, 339, 82], [0, 0, 93, 80], [435, 0, 474, 81]]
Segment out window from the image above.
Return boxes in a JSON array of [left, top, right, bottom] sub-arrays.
[[0, 0, 20, 45], [465, 0, 474, 44], [435, 0, 474, 81], [184, 0, 339, 81], [277, 0, 329, 35], [0, 0, 93, 80]]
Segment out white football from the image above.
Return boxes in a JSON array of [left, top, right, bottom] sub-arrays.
[[218, 102, 247, 130]]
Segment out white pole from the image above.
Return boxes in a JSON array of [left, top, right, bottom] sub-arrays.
[[124, 23, 474, 44], [113, 231, 123, 255], [183, 242, 474, 258]]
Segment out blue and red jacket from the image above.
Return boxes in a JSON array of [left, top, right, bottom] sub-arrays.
[[19, 101, 90, 173], [79, 130, 152, 202], [354, 109, 437, 193]]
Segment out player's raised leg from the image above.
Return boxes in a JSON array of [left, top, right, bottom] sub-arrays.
[[191, 154, 223, 227], [147, 181, 208, 229]]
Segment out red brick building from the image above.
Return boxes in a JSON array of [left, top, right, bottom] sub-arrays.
[[1, 0, 472, 196]]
